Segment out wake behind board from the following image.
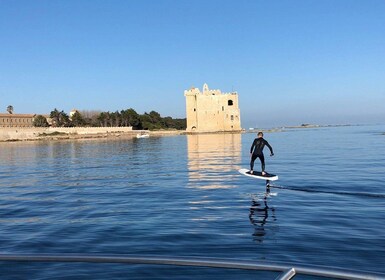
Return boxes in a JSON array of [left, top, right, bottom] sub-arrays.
[[238, 168, 278, 181]]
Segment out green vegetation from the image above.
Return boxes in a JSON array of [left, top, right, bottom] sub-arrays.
[[50, 108, 71, 127], [71, 111, 86, 127], [44, 108, 186, 130], [7, 105, 14, 114], [33, 115, 49, 127], [38, 131, 67, 136]]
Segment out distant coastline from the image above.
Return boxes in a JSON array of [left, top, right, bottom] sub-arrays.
[[246, 123, 356, 133], [0, 123, 365, 143]]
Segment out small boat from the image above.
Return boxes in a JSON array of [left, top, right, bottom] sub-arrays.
[[136, 132, 150, 138]]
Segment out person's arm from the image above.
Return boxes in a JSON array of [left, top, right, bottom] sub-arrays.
[[250, 139, 256, 154], [265, 140, 274, 156]]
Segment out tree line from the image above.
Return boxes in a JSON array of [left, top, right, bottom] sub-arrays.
[[33, 108, 186, 130]]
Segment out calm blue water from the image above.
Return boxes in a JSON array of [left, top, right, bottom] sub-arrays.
[[0, 125, 385, 279]]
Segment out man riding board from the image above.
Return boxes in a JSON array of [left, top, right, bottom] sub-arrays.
[[250, 131, 274, 175]]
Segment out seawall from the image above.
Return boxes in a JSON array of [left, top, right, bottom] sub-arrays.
[[0, 127, 134, 142], [0, 127, 186, 142]]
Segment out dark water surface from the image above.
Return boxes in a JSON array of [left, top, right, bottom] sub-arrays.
[[1, 125, 384, 279]]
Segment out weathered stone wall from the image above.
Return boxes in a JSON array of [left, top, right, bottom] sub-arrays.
[[184, 83, 241, 133]]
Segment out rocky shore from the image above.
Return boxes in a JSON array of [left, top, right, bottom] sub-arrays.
[[0, 127, 184, 142]]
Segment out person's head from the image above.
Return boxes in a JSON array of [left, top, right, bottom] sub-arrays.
[[257, 131, 264, 138]]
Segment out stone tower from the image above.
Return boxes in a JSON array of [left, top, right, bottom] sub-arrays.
[[184, 83, 241, 132]]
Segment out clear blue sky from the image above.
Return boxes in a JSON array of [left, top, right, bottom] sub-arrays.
[[1, 0, 384, 128]]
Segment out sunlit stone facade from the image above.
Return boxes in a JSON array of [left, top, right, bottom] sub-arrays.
[[0, 113, 35, 128], [184, 83, 241, 132]]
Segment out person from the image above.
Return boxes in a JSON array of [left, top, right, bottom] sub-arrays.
[[250, 131, 274, 175]]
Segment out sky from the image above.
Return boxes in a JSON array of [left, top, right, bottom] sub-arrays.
[[0, 0, 384, 128]]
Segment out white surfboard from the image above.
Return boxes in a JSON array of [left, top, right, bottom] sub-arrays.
[[238, 168, 278, 181]]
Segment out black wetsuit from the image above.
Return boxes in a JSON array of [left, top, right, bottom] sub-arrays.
[[250, 137, 274, 172]]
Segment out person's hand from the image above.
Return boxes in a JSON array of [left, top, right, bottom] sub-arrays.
[[270, 153, 274, 157]]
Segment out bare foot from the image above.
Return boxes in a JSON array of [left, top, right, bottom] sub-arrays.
[[262, 171, 266, 176], [250, 170, 253, 174]]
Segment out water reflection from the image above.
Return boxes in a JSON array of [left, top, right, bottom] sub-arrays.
[[249, 191, 277, 243], [186, 133, 241, 189]]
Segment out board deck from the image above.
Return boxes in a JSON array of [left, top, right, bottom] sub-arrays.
[[238, 168, 278, 181]]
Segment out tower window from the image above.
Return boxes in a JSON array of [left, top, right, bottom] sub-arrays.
[[228, 100, 233, 106]]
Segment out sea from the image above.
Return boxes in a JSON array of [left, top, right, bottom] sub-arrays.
[[0, 124, 384, 279]]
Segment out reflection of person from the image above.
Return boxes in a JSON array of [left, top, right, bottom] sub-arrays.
[[249, 197, 268, 242], [250, 132, 274, 175], [249, 194, 276, 243]]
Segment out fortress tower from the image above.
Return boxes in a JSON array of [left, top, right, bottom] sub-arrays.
[[184, 83, 241, 132]]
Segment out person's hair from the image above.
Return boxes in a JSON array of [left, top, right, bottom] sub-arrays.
[[257, 131, 263, 137]]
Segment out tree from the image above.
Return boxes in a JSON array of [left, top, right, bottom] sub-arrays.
[[110, 111, 121, 127], [50, 108, 70, 127], [97, 112, 108, 127], [33, 115, 49, 127], [59, 111, 71, 127], [138, 111, 163, 130], [148, 111, 162, 123], [50, 109, 60, 126], [79, 110, 101, 127], [121, 108, 140, 128], [69, 107, 185, 129], [106, 112, 114, 127], [173, 118, 187, 130], [7, 105, 13, 114], [71, 111, 86, 127], [139, 113, 153, 130], [162, 116, 174, 128]]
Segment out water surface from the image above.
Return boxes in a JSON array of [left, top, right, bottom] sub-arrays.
[[0, 125, 384, 279]]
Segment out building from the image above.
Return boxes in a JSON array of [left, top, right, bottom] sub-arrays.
[[0, 113, 36, 128], [184, 83, 241, 133]]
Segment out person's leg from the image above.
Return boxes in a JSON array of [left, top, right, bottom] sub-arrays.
[[250, 154, 257, 174], [259, 154, 266, 175]]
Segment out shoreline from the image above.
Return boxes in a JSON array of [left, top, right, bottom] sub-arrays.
[[0, 127, 185, 143], [0, 123, 366, 143]]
